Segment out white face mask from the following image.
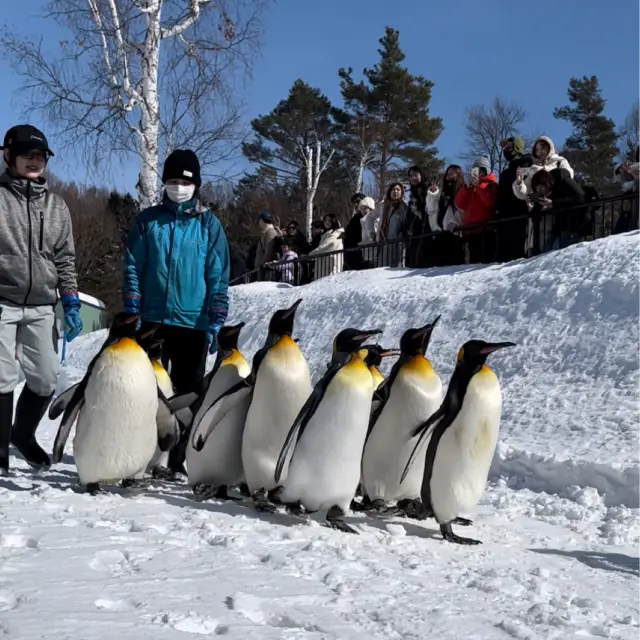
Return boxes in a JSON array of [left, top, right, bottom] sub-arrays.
[[165, 183, 195, 204]]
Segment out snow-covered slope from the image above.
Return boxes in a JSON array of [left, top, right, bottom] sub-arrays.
[[1, 233, 638, 639]]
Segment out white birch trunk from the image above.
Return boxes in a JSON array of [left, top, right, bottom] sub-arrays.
[[304, 139, 334, 241]]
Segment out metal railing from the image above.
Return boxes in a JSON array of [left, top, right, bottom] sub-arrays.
[[231, 192, 639, 286]]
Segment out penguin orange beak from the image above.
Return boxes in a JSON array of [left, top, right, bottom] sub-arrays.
[[281, 298, 302, 319], [224, 322, 246, 335], [414, 315, 440, 350], [480, 341, 516, 355], [380, 348, 401, 359], [125, 314, 142, 325]]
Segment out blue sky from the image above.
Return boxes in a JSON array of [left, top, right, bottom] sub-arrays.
[[0, 0, 637, 194]]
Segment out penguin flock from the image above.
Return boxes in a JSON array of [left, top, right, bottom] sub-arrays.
[[48, 300, 516, 546]]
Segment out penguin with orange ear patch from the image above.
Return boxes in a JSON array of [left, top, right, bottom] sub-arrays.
[[401, 339, 516, 545]]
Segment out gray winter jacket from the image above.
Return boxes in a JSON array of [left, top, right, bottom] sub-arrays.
[[0, 171, 78, 306]]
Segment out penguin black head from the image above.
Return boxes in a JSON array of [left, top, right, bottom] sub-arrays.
[[400, 315, 441, 357], [333, 328, 383, 357], [147, 339, 164, 361], [109, 311, 140, 340], [360, 344, 400, 368], [268, 299, 302, 339], [456, 340, 516, 370], [216, 322, 245, 357]]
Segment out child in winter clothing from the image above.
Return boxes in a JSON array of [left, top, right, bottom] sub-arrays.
[[269, 238, 299, 285], [122, 148, 230, 477], [0, 124, 82, 474]]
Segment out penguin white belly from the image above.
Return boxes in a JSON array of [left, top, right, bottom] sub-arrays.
[[186, 364, 250, 487], [242, 344, 311, 493], [282, 372, 373, 513], [74, 350, 159, 485], [429, 373, 502, 524], [147, 366, 175, 471], [363, 372, 442, 502]]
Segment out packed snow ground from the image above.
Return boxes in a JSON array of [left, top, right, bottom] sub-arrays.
[[1, 233, 638, 639]]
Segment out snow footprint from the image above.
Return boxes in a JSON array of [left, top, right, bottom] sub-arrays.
[[0, 534, 39, 551], [0, 589, 19, 612], [88, 550, 141, 576], [151, 611, 226, 635]]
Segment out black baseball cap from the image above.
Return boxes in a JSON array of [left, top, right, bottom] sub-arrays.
[[1, 125, 54, 157]]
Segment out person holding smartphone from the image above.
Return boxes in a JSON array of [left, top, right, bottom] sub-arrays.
[[454, 156, 498, 263]]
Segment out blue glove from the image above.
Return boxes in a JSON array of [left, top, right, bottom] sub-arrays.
[[61, 292, 83, 343], [208, 325, 220, 354]]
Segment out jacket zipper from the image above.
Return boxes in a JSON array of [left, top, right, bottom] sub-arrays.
[[39, 211, 44, 251], [23, 182, 34, 305]]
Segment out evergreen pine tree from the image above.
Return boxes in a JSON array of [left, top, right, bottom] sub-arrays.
[[553, 76, 619, 193], [338, 27, 443, 200]]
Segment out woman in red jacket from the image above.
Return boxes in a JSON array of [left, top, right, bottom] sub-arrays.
[[454, 156, 498, 263]]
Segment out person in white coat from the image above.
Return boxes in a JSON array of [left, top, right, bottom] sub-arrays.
[[357, 196, 381, 267], [308, 213, 344, 280], [425, 164, 466, 266], [512, 136, 574, 257]]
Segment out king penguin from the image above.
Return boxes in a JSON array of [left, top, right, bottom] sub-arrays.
[[401, 339, 516, 544], [361, 318, 443, 516], [186, 323, 251, 500], [143, 337, 177, 479], [192, 299, 311, 513], [275, 327, 383, 534], [51, 312, 180, 494]]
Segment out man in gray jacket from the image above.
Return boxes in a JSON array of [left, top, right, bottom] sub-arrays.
[[0, 125, 82, 475]]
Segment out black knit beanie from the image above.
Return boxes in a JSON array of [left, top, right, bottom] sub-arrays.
[[162, 149, 201, 187]]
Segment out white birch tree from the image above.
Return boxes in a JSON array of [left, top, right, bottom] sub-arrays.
[[303, 138, 334, 240], [1, 0, 265, 207]]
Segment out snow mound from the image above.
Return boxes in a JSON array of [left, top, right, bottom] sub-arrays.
[[9, 233, 633, 640]]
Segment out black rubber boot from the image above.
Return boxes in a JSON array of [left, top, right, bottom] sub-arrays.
[[0, 391, 14, 474], [11, 385, 52, 470]]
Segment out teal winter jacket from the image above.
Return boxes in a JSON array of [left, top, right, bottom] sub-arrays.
[[122, 196, 230, 334]]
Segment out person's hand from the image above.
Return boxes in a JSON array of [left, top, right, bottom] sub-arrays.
[[515, 167, 524, 185], [61, 292, 83, 342], [446, 221, 457, 232], [208, 326, 220, 355], [539, 197, 552, 208], [469, 174, 479, 187], [429, 180, 438, 193]]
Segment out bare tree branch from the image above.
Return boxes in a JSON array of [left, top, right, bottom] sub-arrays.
[[461, 96, 527, 175], [0, 0, 266, 206]]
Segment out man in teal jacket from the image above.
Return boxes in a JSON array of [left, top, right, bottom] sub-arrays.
[[122, 149, 230, 476]]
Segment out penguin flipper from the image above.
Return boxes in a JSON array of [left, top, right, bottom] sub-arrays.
[[52, 377, 89, 464], [167, 392, 199, 413], [191, 382, 252, 451], [48, 382, 81, 420], [399, 406, 447, 484], [156, 389, 181, 452], [274, 363, 341, 484]]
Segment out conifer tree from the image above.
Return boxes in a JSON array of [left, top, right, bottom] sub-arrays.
[[553, 76, 619, 193], [338, 27, 443, 200]]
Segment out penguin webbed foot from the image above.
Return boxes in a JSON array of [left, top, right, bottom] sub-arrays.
[[86, 482, 102, 496], [440, 522, 481, 545], [453, 516, 473, 527], [237, 482, 251, 497], [396, 498, 426, 519], [284, 501, 308, 520], [326, 506, 359, 535], [121, 478, 148, 490], [151, 465, 175, 481], [364, 498, 387, 514], [252, 488, 278, 514], [267, 486, 284, 504], [350, 494, 372, 512]]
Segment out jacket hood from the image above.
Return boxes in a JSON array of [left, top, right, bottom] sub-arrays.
[[533, 135, 558, 159]]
